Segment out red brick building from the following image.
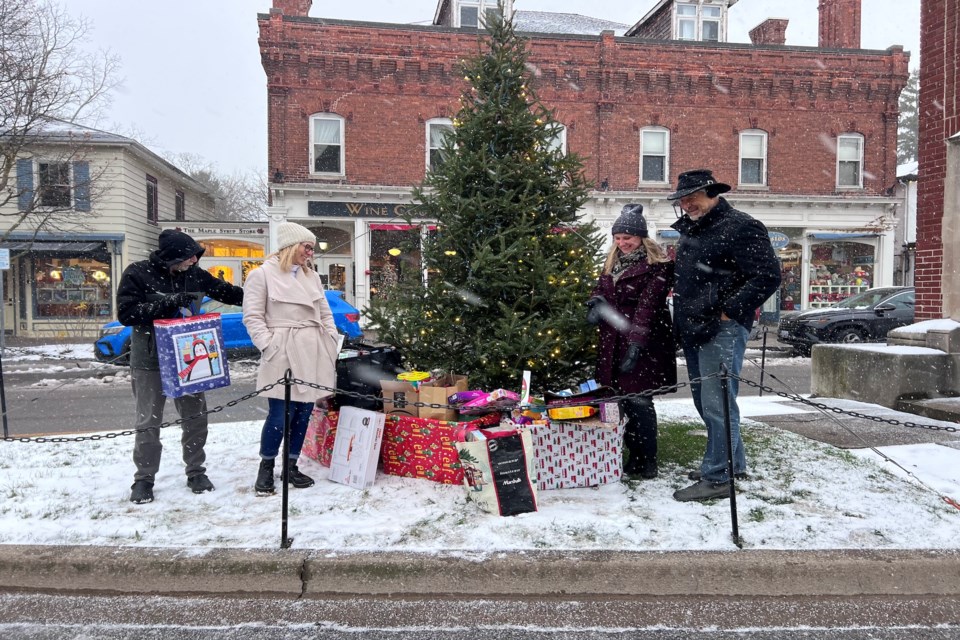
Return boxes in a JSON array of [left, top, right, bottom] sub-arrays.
[[915, 0, 959, 320], [259, 0, 909, 317]]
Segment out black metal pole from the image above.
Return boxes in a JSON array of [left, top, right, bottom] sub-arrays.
[[720, 363, 741, 547], [0, 350, 7, 438], [758, 326, 768, 397], [281, 368, 293, 549]]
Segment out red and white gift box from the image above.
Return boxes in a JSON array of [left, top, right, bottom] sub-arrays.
[[528, 419, 624, 491]]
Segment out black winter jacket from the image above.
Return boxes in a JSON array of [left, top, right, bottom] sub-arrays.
[[670, 198, 781, 348], [116, 232, 244, 370]]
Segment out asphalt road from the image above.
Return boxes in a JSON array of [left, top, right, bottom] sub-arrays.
[[0, 347, 810, 438], [2, 592, 959, 639]]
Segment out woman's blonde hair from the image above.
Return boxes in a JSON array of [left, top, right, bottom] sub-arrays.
[[271, 244, 301, 272], [602, 237, 670, 274]]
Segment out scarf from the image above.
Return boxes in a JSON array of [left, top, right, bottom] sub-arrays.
[[611, 248, 647, 284]]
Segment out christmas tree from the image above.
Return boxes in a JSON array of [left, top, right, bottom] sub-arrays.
[[366, 6, 603, 392]]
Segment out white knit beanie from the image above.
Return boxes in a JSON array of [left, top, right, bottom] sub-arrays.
[[275, 221, 316, 251]]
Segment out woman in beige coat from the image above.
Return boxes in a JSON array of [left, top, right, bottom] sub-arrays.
[[243, 222, 340, 495]]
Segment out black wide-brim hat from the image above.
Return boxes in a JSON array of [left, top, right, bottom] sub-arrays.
[[668, 169, 731, 201]]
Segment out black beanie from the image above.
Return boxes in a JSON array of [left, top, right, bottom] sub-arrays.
[[155, 229, 205, 268], [611, 204, 648, 237]]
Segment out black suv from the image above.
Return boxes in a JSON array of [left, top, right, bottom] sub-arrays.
[[777, 286, 915, 355]]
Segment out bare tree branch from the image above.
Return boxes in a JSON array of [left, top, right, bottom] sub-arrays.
[[0, 0, 120, 243]]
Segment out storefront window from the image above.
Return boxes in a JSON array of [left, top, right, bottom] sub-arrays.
[[369, 225, 423, 302], [808, 240, 874, 308], [778, 242, 801, 311], [33, 256, 112, 318]]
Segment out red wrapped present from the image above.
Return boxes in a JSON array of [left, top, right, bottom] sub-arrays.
[[302, 408, 338, 467], [381, 412, 500, 484]]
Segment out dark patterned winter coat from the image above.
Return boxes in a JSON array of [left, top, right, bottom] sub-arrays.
[[592, 258, 677, 395]]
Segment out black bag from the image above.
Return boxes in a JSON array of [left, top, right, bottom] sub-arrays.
[[334, 344, 404, 411]]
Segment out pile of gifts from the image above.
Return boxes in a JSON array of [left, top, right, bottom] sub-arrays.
[[301, 369, 623, 517]]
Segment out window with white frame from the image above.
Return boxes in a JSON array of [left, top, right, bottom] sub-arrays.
[[459, 0, 505, 28], [675, 1, 725, 42], [739, 130, 767, 186], [547, 123, 567, 154], [837, 134, 864, 188], [640, 128, 669, 183], [310, 114, 344, 175], [426, 118, 454, 170], [15, 158, 91, 212]]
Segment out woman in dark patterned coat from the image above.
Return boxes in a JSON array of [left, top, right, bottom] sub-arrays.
[[588, 204, 677, 479]]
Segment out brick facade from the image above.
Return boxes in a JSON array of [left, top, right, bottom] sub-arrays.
[[259, 19, 907, 195], [258, 1, 910, 313], [915, 0, 959, 320]]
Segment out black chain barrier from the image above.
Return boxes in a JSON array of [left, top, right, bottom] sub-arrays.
[[3, 367, 956, 444], [732, 375, 959, 433]]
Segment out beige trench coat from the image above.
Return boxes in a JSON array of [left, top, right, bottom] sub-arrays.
[[242, 257, 339, 402]]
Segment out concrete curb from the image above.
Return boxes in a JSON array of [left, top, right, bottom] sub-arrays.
[[3, 545, 959, 598]]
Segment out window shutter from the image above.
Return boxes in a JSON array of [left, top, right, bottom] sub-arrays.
[[73, 161, 91, 211], [16, 159, 33, 211]]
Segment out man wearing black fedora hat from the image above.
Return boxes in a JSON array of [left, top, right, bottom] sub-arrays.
[[668, 169, 780, 502]]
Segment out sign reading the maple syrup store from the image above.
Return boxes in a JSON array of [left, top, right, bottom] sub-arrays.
[[308, 201, 411, 218]]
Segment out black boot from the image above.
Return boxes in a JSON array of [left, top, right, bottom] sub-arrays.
[[255, 458, 275, 495], [287, 462, 315, 489]]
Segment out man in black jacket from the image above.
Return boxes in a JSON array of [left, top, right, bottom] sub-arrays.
[[117, 230, 244, 504], [668, 170, 781, 502]]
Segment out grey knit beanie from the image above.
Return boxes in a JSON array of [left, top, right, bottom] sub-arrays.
[[611, 204, 648, 237]]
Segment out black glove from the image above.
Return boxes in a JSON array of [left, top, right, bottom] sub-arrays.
[[163, 292, 200, 312], [586, 296, 606, 325], [619, 344, 642, 374]]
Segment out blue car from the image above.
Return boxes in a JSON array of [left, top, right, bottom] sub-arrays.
[[94, 290, 363, 365]]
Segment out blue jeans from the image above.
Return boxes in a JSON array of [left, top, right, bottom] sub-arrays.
[[259, 398, 314, 460], [682, 320, 748, 483]]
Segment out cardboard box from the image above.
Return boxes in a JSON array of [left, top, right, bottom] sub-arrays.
[[418, 374, 468, 421], [328, 406, 386, 489], [379, 380, 419, 418]]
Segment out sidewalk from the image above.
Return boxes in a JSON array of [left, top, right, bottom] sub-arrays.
[[3, 545, 960, 598]]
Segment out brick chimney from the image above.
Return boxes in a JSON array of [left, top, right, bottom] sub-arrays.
[[273, 0, 312, 16], [818, 0, 861, 49], [749, 19, 789, 45]]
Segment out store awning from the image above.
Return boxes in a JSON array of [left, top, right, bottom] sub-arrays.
[[0, 241, 105, 253], [807, 233, 877, 240]]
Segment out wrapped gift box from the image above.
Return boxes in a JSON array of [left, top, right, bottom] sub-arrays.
[[302, 409, 338, 467], [381, 412, 500, 484], [153, 313, 230, 398], [528, 418, 624, 490], [329, 406, 386, 490]]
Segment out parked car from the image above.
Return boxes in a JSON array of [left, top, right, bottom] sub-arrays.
[[777, 286, 915, 355], [94, 290, 363, 365]]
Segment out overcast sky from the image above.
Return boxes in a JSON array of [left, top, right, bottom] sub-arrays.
[[70, 0, 920, 176]]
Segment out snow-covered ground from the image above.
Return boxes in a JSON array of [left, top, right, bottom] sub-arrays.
[[1, 341, 958, 552]]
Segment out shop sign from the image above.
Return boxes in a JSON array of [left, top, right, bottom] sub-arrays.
[[308, 201, 411, 218], [176, 226, 266, 236], [768, 231, 790, 249], [0, 249, 9, 270]]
